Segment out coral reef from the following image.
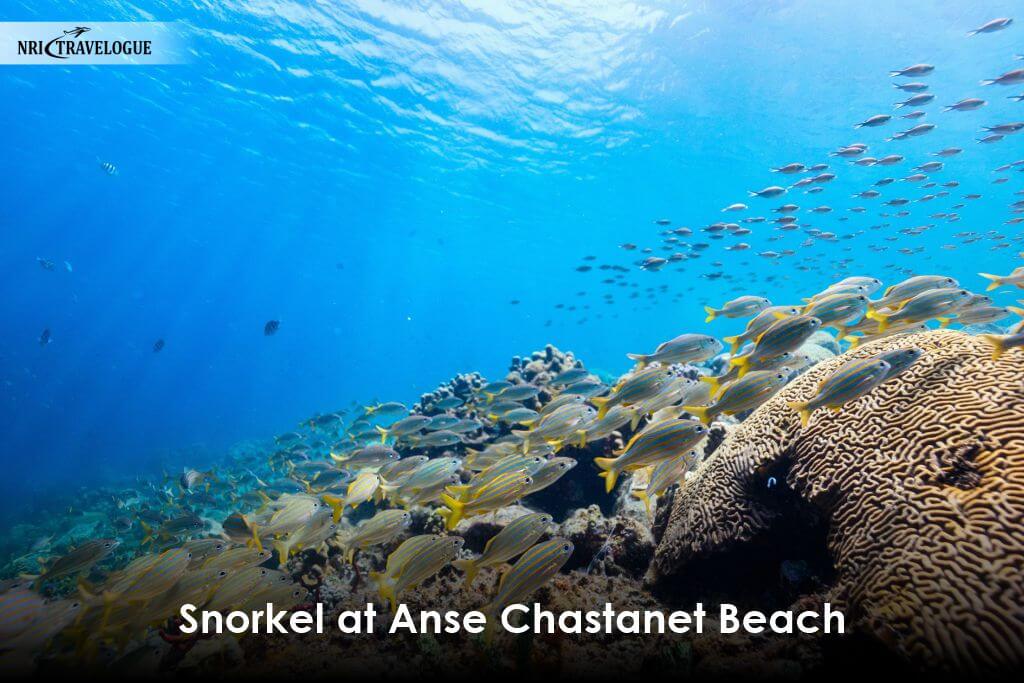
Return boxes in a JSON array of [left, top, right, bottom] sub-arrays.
[[649, 330, 1024, 673]]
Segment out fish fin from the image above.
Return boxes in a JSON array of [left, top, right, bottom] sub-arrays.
[[371, 572, 396, 612], [1008, 306, 1024, 318], [629, 411, 641, 431], [632, 489, 652, 519], [700, 375, 721, 391], [139, 520, 154, 547], [250, 523, 263, 552], [589, 396, 611, 420], [864, 309, 889, 331], [727, 354, 751, 376], [938, 317, 953, 328], [980, 334, 1007, 361], [438, 494, 465, 530], [593, 457, 619, 493], [375, 425, 388, 443], [625, 353, 648, 370], [272, 538, 292, 568], [787, 401, 812, 428], [722, 335, 741, 354], [703, 305, 717, 323], [978, 273, 1002, 291], [445, 484, 471, 501], [452, 558, 479, 585], [683, 405, 712, 425], [323, 494, 346, 523], [576, 429, 588, 448]]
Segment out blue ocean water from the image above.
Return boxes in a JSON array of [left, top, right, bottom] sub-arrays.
[[0, 0, 1020, 511]]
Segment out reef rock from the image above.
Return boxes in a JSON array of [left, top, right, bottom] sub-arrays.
[[649, 330, 1024, 673], [560, 505, 654, 578]]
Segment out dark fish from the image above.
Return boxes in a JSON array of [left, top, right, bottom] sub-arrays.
[[264, 320, 280, 336], [39, 329, 51, 347], [153, 339, 165, 353]]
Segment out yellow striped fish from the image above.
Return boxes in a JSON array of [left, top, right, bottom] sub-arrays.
[[452, 512, 553, 585], [684, 369, 790, 424], [482, 538, 573, 642], [787, 356, 892, 427], [594, 419, 705, 493]]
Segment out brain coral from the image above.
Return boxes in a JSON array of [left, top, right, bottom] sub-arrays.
[[649, 329, 1024, 673]]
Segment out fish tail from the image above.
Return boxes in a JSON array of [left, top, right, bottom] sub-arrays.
[[683, 405, 713, 425], [589, 396, 611, 420], [978, 273, 1002, 291], [576, 429, 588, 448], [272, 539, 292, 568], [438, 494, 465, 530], [865, 309, 890, 331], [593, 457, 619, 493], [625, 353, 648, 370], [703, 305, 718, 323], [375, 425, 388, 443], [364, 405, 377, 415], [632, 489, 652, 519], [371, 572, 396, 611], [787, 401, 812, 428], [938, 317, 953, 328], [700, 375, 721, 392], [727, 353, 751, 376], [323, 494, 346, 523], [445, 484, 471, 501], [980, 334, 1007, 361], [629, 411, 642, 431], [250, 523, 263, 552], [139, 520, 154, 547], [981, 79, 995, 86], [452, 558, 479, 585], [722, 334, 741, 354]]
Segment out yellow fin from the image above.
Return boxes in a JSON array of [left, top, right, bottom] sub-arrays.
[[978, 273, 1002, 291], [703, 305, 718, 323], [980, 334, 1006, 361], [632, 489, 652, 519], [438, 494, 465, 530], [593, 457, 619, 493], [590, 396, 611, 420], [683, 404, 712, 425], [626, 353, 648, 370], [452, 558, 479, 585], [787, 401, 812, 428]]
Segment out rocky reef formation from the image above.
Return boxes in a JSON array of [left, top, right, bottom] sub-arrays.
[[649, 330, 1024, 673]]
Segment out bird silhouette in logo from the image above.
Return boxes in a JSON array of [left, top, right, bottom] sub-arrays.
[[62, 27, 90, 39]]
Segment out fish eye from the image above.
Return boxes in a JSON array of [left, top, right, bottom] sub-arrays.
[[562, 544, 571, 552]]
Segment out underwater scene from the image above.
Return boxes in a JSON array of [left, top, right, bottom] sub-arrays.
[[1, 0, 1023, 678]]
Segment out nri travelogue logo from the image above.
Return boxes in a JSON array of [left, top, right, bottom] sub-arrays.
[[17, 25, 153, 59], [1, 22, 186, 65]]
